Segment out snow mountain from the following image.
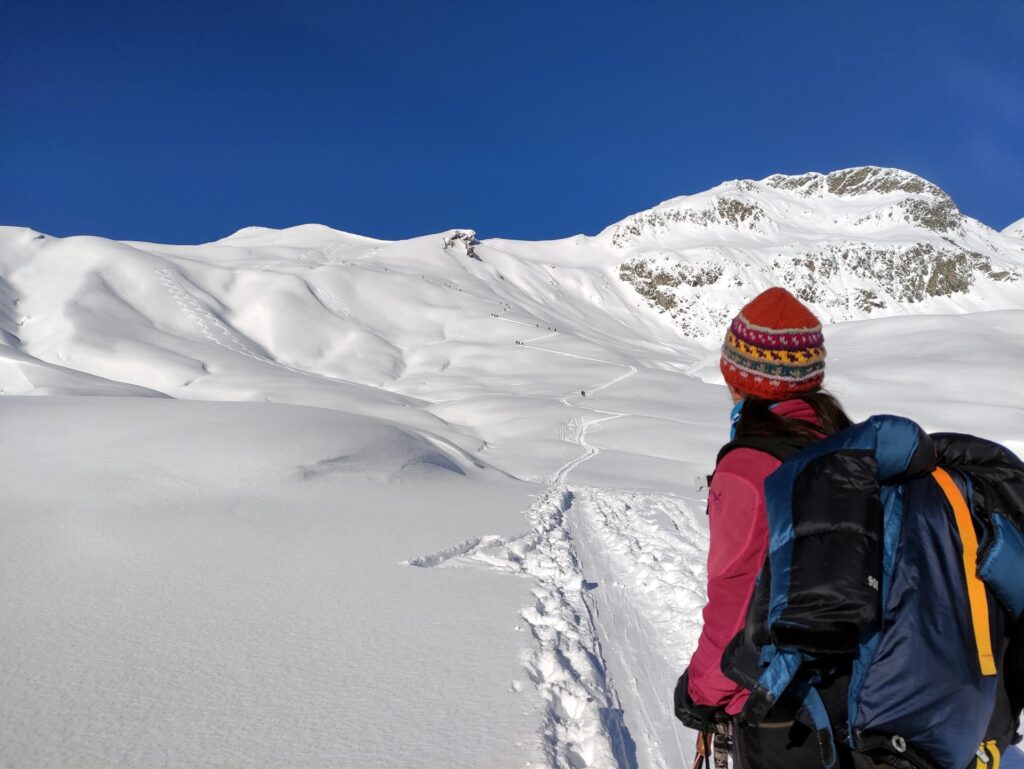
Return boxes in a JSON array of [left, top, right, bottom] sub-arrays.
[[2, 167, 1024, 769], [610, 166, 1024, 336], [3, 166, 1023, 405]]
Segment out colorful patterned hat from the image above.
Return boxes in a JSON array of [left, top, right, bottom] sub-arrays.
[[720, 287, 825, 401]]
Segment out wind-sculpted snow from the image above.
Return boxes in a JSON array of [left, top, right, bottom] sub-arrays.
[[0, 398, 548, 768]]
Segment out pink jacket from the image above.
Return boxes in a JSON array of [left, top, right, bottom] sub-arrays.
[[686, 399, 820, 714]]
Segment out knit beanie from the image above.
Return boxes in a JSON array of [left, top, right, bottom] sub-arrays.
[[720, 287, 825, 401]]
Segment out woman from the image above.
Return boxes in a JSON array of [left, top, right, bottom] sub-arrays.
[[674, 287, 865, 769]]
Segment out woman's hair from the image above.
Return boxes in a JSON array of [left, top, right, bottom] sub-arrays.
[[734, 389, 852, 441]]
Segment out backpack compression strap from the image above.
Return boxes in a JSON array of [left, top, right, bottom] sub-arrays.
[[932, 467, 997, 677]]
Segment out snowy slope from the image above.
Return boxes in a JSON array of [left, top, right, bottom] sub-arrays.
[[1006, 216, 1024, 239], [2, 168, 1024, 768]]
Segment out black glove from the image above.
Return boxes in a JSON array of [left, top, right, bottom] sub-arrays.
[[674, 669, 727, 731]]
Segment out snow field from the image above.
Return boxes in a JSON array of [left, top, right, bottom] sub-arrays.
[[2, 207, 1023, 768], [0, 398, 549, 769]]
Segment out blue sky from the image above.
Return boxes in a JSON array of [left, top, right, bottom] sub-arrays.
[[2, 0, 1022, 243]]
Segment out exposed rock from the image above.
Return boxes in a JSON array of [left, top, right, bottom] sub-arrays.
[[619, 242, 1021, 337], [824, 166, 945, 198], [443, 230, 481, 260], [764, 172, 824, 197], [855, 289, 887, 312], [610, 197, 765, 247], [715, 198, 763, 227], [898, 198, 964, 233]]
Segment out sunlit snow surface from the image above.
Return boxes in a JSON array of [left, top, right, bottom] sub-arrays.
[[1, 220, 1023, 768]]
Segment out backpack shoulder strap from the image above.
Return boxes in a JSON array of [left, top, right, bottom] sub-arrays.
[[706, 434, 819, 511], [716, 434, 817, 467]]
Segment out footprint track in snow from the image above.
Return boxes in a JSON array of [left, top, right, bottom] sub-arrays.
[[413, 487, 634, 769], [155, 268, 360, 386], [409, 335, 646, 768], [567, 488, 709, 769], [156, 268, 259, 357]]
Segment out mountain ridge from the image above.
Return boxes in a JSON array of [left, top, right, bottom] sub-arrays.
[[2, 165, 1022, 403], [603, 166, 1024, 335]]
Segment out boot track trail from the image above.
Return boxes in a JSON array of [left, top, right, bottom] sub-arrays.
[[409, 327, 708, 769]]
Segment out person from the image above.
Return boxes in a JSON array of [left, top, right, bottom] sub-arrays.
[[676, 287, 1024, 769], [674, 287, 877, 768]]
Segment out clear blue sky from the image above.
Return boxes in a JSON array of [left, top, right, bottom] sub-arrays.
[[2, 0, 1022, 243]]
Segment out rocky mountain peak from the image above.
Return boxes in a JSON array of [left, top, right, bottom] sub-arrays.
[[605, 167, 968, 252], [765, 166, 949, 200], [610, 167, 1023, 337]]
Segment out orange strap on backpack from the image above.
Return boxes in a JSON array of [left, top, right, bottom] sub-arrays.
[[932, 467, 997, 677]]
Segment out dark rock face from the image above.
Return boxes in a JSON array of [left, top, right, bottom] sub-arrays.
[[823, 166, 946, 198], [609, 197, 766, 247], [774, 243, 988, 305], [898, 198, 964, 234]]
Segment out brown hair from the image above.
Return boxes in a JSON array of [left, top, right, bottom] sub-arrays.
[[734, 389, 853, 442]]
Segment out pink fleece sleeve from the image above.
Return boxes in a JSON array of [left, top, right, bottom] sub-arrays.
[[686, 450, 778, 714]]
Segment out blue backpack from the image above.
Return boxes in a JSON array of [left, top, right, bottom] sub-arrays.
[[723, 416, 1024, 769]]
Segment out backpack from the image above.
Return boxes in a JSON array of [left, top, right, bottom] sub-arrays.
[[720, 415, 1024, 769]]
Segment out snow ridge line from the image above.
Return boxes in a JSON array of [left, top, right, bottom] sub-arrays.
[[320, 240, 509, 309], [408, 486, 635, 769]]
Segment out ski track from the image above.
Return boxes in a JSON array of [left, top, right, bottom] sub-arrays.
[[155, 268, 360, 386], [410, 319, 705, 769], [156, 268, 261, 358]]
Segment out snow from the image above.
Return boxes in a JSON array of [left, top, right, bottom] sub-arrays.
[[1, 398, 545, 768], [1004, 216, 1024, 239], [2, 169, 1023, 767]]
